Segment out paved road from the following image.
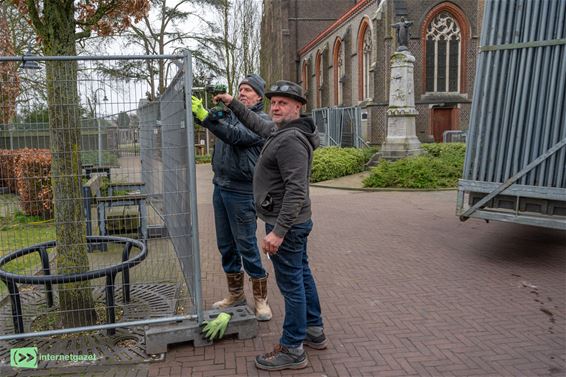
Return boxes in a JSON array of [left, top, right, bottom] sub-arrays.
[[148, 165, 565, 377], [9, 164, 566, 376]]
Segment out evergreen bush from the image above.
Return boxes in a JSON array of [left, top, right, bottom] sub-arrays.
[[311, 147, 376, 183], [363, 143, 466, 189]]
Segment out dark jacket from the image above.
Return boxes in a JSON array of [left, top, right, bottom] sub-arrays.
[[201, 101, 268, 193], [228, 99, 320, 237]]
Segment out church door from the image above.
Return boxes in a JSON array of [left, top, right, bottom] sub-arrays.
[[431, 107, 455, 142]]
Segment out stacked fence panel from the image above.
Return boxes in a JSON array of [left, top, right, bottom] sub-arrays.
[[458, 0, 566, 229]]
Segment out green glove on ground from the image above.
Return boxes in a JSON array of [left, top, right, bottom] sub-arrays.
[[191, 96, 209, 122], [201, 312, 232, 341]]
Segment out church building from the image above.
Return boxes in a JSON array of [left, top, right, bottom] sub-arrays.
[[260, 0, 484, 144]]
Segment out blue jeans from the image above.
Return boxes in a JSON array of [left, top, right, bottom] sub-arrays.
[[266, 219, 323, 348], [213, 185, 266, 279]]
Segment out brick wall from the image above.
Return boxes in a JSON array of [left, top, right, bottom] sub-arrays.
[[260, 0, 356, 85]]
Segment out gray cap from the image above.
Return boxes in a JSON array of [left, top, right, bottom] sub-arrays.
[[239, 74, 266, 98], [265, 80, 307, 104]]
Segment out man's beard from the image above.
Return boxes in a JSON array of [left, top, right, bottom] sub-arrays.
[[275, 119, 291, 128]]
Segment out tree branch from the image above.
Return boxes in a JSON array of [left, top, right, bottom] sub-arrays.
[[24, 0, 46, 38]]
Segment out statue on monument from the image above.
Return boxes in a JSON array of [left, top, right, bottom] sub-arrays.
[[392, 17, 413, 51]]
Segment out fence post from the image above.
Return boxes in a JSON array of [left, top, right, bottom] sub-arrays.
[[182, 51, 204, 324]]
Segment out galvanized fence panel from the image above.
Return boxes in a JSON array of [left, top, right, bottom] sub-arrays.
[[311, 106, 368, 148], [0, 54, 202, 352], [443, 130, 467, 143], [159, 72, 196, 299], [457, 0, 566, 230]]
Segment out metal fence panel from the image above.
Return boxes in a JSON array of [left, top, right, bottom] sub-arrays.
[[139, 101, 163, 204], [0, 54, 202, 357], [159, 72, 195, 299], [457, 0, 566, 230], [311, 106, 368, 148]]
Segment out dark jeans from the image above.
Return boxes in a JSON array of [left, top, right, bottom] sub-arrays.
[[266, 219, 323, 348], [213, 185, 266, 279]]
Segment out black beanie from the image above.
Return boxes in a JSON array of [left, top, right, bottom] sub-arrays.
[[239, 74, 266, 98]]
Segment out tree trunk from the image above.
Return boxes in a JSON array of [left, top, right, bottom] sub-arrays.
[[44, 0, 96, 327]]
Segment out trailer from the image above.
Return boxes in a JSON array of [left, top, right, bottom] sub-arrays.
[[457, 0, 566, 231]]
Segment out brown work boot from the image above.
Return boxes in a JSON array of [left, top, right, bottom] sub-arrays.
[[212, 272, 246, 309], [251, 275, 272, 321]]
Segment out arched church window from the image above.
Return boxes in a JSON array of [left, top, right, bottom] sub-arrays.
[[362, 28, 372, 99], [357, 18, 372, 101], [334, 38, 344, 105], [302, 60, 309, 94], [315, 51, 323, 107], [425, 11, 461, 92]]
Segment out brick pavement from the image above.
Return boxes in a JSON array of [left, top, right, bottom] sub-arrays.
[[151, 166, 565, 376], [7, 165, 566, 376]]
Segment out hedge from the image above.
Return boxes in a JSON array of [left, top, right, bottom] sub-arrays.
[[363, 143, 466, 189], [0, 149, 22, 193], [15, 149, 53, 218], [311, 147, 376, 183]]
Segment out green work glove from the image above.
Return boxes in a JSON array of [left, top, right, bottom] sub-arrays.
[[201, 312, 232, 341], [191, 96, 209, 122]]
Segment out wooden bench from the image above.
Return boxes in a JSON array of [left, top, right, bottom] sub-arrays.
[[82, 176, 148, 246]]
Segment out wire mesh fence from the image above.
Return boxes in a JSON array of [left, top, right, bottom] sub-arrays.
[[0, 54, 201, 348], [312, 106, 369, 148]]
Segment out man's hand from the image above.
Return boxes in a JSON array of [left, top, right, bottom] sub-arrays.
[[201, 312, 232, 341], [191, 95, 209, 122], [261, 231, 284, 255], [213, 93, 234, 106]]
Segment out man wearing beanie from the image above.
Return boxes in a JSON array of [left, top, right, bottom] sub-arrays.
[[191, 74, 272, 321], [214, 81, 326, 371]]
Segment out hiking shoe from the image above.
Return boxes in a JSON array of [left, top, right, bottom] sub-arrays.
[[255, 344, 308, 371], [304, 332, 328, 350]]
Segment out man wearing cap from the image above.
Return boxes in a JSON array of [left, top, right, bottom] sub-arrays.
[[214, 80, 326, 371], [191, 74, 272, 321]]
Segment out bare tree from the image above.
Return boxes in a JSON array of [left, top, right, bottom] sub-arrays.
[[212, 0, 261, 94], [238, 0, 261, 77], [10, 0, 150, 328], [98, 0, 224, 99]]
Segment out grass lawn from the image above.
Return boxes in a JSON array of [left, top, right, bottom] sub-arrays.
[[0, 222, 56, 274], [0, 198, 57, 295]]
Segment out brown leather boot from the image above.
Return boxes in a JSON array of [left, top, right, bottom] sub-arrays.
[[213, 272, 246, 309], [251, 275, 272, 321]]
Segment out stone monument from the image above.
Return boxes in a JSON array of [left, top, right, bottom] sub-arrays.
[[380, 18, 423, 160]]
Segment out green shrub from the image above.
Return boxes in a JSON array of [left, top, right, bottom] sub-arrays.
[[311, 147, 376, 183], [196, 154, 212, 164], [422, 142, 466, 159], [363, 143, 465, 189]]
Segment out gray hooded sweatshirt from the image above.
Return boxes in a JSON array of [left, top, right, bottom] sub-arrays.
[[228, 99, 320, 237]]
